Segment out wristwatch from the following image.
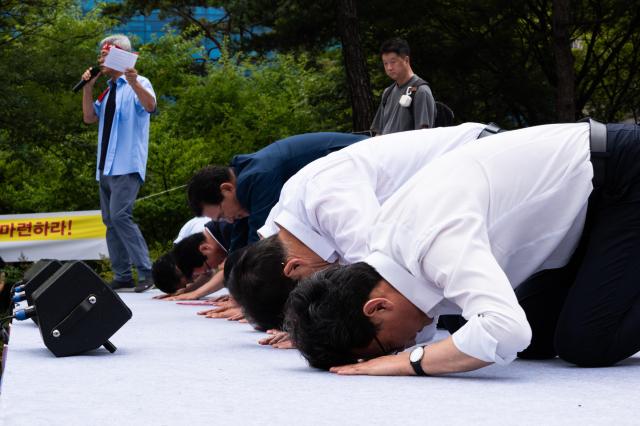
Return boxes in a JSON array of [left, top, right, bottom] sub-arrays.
[[409, 346, 428, 376]]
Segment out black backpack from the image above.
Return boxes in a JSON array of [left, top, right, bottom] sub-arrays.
[[381, 78, 454, 128]]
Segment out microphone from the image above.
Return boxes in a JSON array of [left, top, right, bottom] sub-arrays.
[[72, 66, 100, 92]]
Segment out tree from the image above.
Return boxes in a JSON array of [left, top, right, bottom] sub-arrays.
[[0, 0, 114, 213], [102, 0, 375, 131], [0, 1, 348, 250], [0, 0, 66, 47]]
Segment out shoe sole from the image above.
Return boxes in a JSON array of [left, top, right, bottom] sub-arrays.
[[134, 284, 154, 293]]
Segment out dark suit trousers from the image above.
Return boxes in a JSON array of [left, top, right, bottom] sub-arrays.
[[517, 123, 640, 366]]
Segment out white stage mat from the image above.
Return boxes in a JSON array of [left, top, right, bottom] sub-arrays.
[[1, 291, 639, 426]]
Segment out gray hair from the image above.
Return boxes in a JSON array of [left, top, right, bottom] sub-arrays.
[[100, 34, 132, 52]]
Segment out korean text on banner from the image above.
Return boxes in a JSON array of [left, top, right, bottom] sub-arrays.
[[0, 211, 108, 262]]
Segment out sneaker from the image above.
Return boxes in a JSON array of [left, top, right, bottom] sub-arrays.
[[134, 277, 154, 293], [109, 279, 135, 291]]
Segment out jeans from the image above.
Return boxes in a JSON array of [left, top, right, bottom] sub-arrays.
[[99, 172, 151, 282]]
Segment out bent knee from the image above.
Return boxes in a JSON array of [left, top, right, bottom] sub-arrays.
[[555, 328, 617, 367]]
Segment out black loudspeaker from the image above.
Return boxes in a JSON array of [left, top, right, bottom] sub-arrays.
[[21, 260, 63, 304], [30, 261, 132, 357]]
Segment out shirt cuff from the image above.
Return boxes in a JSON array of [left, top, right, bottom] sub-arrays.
[[451, 316, 515, 365]]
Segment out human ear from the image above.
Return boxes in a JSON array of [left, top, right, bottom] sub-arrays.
[[199, 242, 214, 256], [219, 182, 235, 194], [283, 258, 302, 277], [363, 298, 393, 318]]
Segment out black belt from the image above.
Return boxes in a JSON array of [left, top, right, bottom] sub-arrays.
[[477, 122, 505, 139], [587, 118, 607, 153], [583, 118, 608, 188]]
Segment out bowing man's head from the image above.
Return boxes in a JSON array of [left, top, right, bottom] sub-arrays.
[[284, 262, 430, 370]]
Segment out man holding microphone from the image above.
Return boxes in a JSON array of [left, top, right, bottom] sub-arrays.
[[81, 34, 156, 293]]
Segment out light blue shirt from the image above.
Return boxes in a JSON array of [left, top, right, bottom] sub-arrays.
[[93, 75, 155, 181]]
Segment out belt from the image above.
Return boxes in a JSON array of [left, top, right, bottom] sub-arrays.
[[586, 118, 607, 153], [477, 122, 505, 139], [582, 118, 608, 188]]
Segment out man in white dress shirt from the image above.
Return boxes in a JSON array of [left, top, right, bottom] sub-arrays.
[[227, 123, 497, 331], [286, 121, 640, 375]]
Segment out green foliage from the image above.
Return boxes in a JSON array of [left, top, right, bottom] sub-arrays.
[[0, 262, 28, 287], [0, 2, 349, 263], [113, 0, 640, 125], [137, 44, 350, 248], [0, 2, 114, 213], [4, 0, 639, 272]]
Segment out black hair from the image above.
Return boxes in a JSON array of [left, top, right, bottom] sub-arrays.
[[152, 251, 184, 294], [226, 235, 297, 330], [223, 246, 246, 287], [187, 166, 233, 216], [284, 262, 382, 370], [380, 38, 410, 57], [173, 233, 207, 280]]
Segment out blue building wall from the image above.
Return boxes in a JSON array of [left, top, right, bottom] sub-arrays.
[[81, 1, 223, 57]]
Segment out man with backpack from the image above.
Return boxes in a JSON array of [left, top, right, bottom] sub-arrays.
[[370, 38, 436, 135]]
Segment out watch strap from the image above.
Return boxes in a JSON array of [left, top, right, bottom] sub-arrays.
[[410, 346, 428, 376]]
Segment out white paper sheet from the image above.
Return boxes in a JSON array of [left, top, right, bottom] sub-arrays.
[[103, 47, 138, 72]]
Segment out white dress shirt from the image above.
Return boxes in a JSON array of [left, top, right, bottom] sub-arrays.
[[174, 217, 211, 244], [258, 123, 487, 263], [365, 123, 593, 364]]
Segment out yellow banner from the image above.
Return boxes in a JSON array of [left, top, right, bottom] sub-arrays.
[[0, 214, 106, 242]]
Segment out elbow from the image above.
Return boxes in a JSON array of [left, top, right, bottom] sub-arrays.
[[482, 310, 531, 363], [145, 100, 157, 113], [509, 318, 532, 354], [497, 314, 532, 357]]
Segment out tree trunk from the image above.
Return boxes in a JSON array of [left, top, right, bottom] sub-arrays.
[[552, 0, 576, 121], [335, 0, 375, 132]]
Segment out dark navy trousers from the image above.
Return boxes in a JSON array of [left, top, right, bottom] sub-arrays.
[[517, 123, 640, 366]]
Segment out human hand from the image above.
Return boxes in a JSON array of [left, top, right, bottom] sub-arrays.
[[329, 352, 414, 376], [210, 299, 239, 310], [203, 306, 244, 320], [226, 311, 245, 321], [210, 294, 231, 303], [197, 308, 218, 316], [153, 293, 172, 300], [164, 292, 200, 301], [258, 330, 296, 349], [124, 67, 138, 86], [82, 67, 100, 87]]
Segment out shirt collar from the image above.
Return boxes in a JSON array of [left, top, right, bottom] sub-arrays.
[[364, 251, 443, 316], [274, 209, 339, 263], [204, 226, 228, 253], [110, 75, 127, 87], [396, 74, 418, 89]]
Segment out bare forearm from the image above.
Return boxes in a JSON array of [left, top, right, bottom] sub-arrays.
[[187, 272, 214, 291], [422, 336, 490, 375], [130, 81, 156, 112], [183, 270, 224, 299], [82, 86, 98, 124], [331, 335, 491, 377]]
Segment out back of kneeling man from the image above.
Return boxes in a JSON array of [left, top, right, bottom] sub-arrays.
[[286, 121, 640, 375], [228, 123, 491, 331]]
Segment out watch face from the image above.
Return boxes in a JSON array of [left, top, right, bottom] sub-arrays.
[[410, 346, 424, 363]]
